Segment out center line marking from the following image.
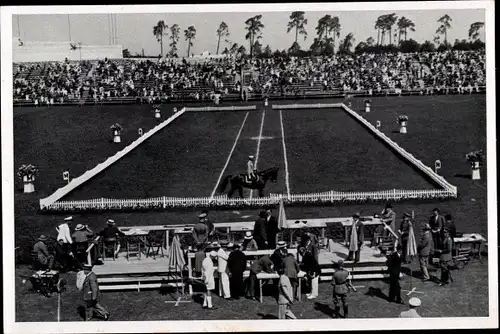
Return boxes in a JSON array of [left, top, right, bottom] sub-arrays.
[[210, 112, 250, 199], [250, 110, 266, 199], [279, 109, 291, 199]]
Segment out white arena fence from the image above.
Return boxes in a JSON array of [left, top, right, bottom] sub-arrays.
[[40, 102, 457, 212], [41, 188, 456, 212]]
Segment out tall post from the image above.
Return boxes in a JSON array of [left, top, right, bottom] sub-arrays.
[[67, 14, 72, 43], [108, 14, 111, 45], [17, 16, 21, 39], [114, 14, 118, 45]]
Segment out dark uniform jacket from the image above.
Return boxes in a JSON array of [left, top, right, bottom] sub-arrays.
[[266, 215, 279, 249], [253, 218, 268, 249], [270, 248, 287, 271], [429, 215, 446, 233], [227, 249, 247, 276], [440, 237, 453, 263], [250, 255, 274, 274], [33, 241, 51, 264], [386, 251, 403, 279], [282, 254, 300, 279], [300, 251, 321, 277], [98, 226, 125, 240], [332, 269, 349, 295]]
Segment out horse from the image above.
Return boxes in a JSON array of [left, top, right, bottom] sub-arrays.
[[217, 167, 279, 198]]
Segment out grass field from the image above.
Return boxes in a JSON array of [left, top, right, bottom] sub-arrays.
[[12, 95, 489, 320]]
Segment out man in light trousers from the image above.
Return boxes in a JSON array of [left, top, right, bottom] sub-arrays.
[[278, 266, 296, 319], [215, 242, 231, 299]]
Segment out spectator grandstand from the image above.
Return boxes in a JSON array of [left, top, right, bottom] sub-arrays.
[[13, 49, 485, 107]]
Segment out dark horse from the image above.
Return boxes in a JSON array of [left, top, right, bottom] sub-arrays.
[[217, 167, 279, 198]]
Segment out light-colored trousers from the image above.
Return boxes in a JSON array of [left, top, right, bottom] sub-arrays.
[[278, 304, 297, 319], [219, 272, 231, 298], [309, 276, 319, 297]]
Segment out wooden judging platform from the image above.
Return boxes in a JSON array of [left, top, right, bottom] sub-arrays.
[[93, 240, 394, 292]]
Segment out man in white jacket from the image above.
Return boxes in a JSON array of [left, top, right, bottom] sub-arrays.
[[56, 216, 74, 255], [201, 251, 218, 310], [215, 242, 231, 299]]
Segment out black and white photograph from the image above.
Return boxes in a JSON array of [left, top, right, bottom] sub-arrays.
[[1, 1, 497, 333]]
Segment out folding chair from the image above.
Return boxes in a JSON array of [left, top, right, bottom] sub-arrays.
[[101, 238, 118, 261], [145, 230, 165, 259]]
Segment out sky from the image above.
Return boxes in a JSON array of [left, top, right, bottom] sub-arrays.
[[12, 8, 485, 56]]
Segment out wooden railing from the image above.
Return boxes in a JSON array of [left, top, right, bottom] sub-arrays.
[[86, 236, 100, 266]]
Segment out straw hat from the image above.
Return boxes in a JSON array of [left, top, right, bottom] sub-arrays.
[[209, 250, 218, 258], [211, 242, 221, 248], [249, 155, 255, 160], [75, 224, 85, 231], [227, 242, 235, 248], [64, 216, 73, 222], [244, 231, 253, 239], [107, 219, 115, 225], [277, 241, 287, 248], [199, 213, 207, 219], [38, 235, 49, 242], [403, 212, 411, 218], [409, 297, 421, 307]]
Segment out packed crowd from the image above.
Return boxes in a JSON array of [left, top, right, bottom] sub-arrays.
[[13, 49, 485, 105], [30, 202, 462, 320]]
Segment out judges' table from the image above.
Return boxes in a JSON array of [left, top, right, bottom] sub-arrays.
[[340, 217, 385, 245]]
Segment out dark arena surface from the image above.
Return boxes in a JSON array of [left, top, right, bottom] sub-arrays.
[[13, 95, 489, 321]]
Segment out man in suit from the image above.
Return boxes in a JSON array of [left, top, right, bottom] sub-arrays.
[[387, 245, 404, 304], [201, 210, 215, 239], [303, 229, 319, 263], [80, 265, 110, 321], [400, 297, 422, 318], [33, 235, 55, 271], [253, 211, 269, 250], [247, 254, 274, 301], [398, 213, 412, 263], [331, 260, 349, 318], [417, 223, 433, 281], [227, 243, 247, 300], [277, 266, 297, 319], [442, 214, 457, 245], [283, 253, 300, 301], [429, 208, 446, 251], [347, 213, 364, 263], [98, 219, 125, 258], [299, 246, 321, 300], [193, 213, 209, 246], [439, 230, 453, 286], [381, 203, 397, 238], [265, 207, 279, 249], [270, 241, 288, 272]]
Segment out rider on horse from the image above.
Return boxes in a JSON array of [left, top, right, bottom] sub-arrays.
[[247, 155, 258, 184]]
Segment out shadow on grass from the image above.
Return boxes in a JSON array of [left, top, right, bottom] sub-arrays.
[[192, 293, 204, 305], [77, 305, 86, 320], [401, 267, 422, 279], [365, 287, 388, 301], [257, 312, 278, 319], [313, 302, 335, 318]]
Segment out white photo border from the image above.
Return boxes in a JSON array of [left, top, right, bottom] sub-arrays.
[[1, 1, 497, 333]]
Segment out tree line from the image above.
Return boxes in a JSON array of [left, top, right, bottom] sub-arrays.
[[123, 13, 485, 58]]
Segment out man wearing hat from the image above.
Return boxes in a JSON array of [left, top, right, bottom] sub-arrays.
[[400, 297, 422, 318], [79, 265, 110, 321], [299, 246, 321, 299], [215, 242, 231, 299], [56, 216, 74, 255], [398, 213, 412, 263], [253, 211, 269, 250], [265, 207, 280, 250], [417, 223, 433, 281], [201, 210, 215, 239], [386, 245, 404, 304], [193, 213, 209, 246], [242, 231, 258, 251], [271, 241, 288, 271], [277, 266, 297, 319], [347, 213, 364, 263], [98, 219, 125, 258], [381, 203, 397, 238], [439, 229, 453, 286], [33, 235, 55, 271], [283, 253, 300, 301], [201, 251, 218, 309], [247, 255, 274, 301], [442, 214, 457, 245], [429, 208, 446, 250], [331, 260, 349, 318], [246, 155, 257, 184], [227, 243, 247, 299]]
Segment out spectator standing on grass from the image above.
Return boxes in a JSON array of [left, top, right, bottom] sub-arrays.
[[283, 253, 300, 301], [247, 255, 274, 301], [398, 213, 412, 263], [299, 246, 320, 300], [277, 266, 297, 319], [387, 245, 404, 304], [439, 230, 453, 286], [331, 260, 349, 318], [193, 213, 209, 246], [227, 243, 247, 300], [417, 223, 433, 281], [253, 211, 269, 250], [201, 251, 218, 309], [442, 214, 457, 245], [399, 297, 422, 318], [193, 243, 205, 278], [77, 265, 110, 321], [429, 208, 446, 250], [347, 213, 364, 263], [214, 242, 231, 300]]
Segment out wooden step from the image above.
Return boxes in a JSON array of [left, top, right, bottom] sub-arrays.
[[321, 266, 388, 274], [98, 275, 183, 284], [320, 273, 402, 281], [100, 282, 185, 291]]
